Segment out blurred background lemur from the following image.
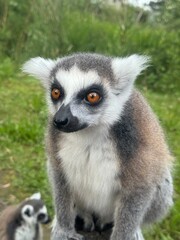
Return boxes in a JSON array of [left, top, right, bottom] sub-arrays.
[[0, 193, 50, 240], [23, 53, 173, 240]]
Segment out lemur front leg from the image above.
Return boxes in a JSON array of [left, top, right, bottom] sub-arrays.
[[49, 162, 85, 240], [111, 187, 153, 240]]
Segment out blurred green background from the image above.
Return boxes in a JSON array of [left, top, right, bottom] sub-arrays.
[[0, 0, 179, 239]]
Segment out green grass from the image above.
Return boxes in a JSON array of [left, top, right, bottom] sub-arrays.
[[0, 72, 52, 210], [0, 68, 179, 239]]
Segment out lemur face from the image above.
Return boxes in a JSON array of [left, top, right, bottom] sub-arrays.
[[50, 64, 112, 132], [23, 53, 149, 132], [21, 193, 50, 225]]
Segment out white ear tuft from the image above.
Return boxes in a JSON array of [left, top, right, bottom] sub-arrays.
[[112, 54, 150, 92], [30, 192, 41, 200], [22, 57, 57, 87]]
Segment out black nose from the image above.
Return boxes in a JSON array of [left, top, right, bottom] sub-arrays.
[[53, 104, 87, 133], [53, 104, 71, 129], [54, 117, 69, 128]]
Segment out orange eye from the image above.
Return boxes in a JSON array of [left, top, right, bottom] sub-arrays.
[[51, 88, 61, 100], [86, 92, 101, 104]]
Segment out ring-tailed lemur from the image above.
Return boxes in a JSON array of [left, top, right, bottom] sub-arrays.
[[0, 193, 51, 240], [23, 53, 173, 240]]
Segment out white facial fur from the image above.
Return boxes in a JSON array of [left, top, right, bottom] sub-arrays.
[[38, 205, 49, 223], [22, 54, 149, 127], [47, 65, 102, 118], [57, 65, 100, 104], [21, 205, 35, 224], [54, 65, 106, 126]]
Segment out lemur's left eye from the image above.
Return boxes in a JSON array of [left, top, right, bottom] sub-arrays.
[[38, 213, 46, 222], [51, 88, 61, 100], [86, 92, 101, 104]]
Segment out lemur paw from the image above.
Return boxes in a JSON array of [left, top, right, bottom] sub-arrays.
[[51, 230, 85, 240], [95, 219, 105, 232], [75, 213, 95, 232], [95, 218, 113, 232], [83, 218, 95, 232], [69, 232, 85, 240], [81, 214, 95, 232]]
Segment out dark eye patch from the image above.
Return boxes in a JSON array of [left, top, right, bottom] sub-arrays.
[[38, 213, 46, 222], [51, 79, 65, 103], [24, 208, 32, 217], [76, 84, 105, 106]]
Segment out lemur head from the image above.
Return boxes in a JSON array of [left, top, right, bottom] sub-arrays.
[[23, 53, 149, 132], [20, 193, 50, 225]]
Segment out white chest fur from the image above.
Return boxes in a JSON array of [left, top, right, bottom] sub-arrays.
[[58, 128, 121, 221], [15, 223, 39, 240]]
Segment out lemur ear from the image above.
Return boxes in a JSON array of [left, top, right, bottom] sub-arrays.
[[30, 192, 41, 200], [22, 57, 57, 88], [111, 54, 150, 93]]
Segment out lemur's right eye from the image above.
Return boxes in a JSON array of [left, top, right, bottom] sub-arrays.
[[86, 92, 101, 105], [51, 88, 61, 100]]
